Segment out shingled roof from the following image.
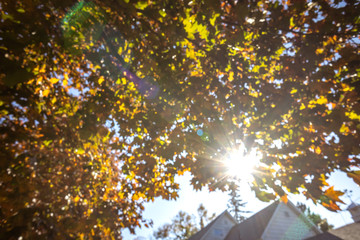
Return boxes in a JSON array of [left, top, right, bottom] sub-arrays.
[[224, 201, 278, 240]]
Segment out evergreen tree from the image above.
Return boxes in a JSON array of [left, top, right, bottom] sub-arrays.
[[227, 182, 250, 223]]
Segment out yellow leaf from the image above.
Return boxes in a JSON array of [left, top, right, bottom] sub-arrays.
[[98, 76, 105, 85], [210, 13, 220, 26], [316, 96, 328, 105], [74, 196, 80, 203], [50, 78, 59, 84], [228, 71, 234, 82], [42, 89, 50, 97], [63, 74, 69, 86], [77, 148, 85, 154], [315, 48, 324, 55], [315, 146, 321, 154], [339, 124, 350, 134], [300, 103, 306, 110], [290, 88, 298, 94], [159, 9, 166, 17], [135, 1, 149, 10], [319, 174, 329, 186]]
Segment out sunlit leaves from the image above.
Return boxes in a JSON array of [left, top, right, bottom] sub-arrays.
[[0, 0, 359, 238]]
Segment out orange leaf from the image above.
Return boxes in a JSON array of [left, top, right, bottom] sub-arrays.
[[74, 196, 80, 203], [281, 195, 288, 204], [324, 186, 344, 204], [321, 200, 341, 212]]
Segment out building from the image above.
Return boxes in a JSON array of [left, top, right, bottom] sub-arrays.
[[188, 200, 321, 240], [225, 200, 321, 240], [188, 211, 237, 240], [306, 202, 360, 240], [189, 200, 360, 240]]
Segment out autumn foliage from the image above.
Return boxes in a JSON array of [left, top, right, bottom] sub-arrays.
[[0, 0, 359, 238]]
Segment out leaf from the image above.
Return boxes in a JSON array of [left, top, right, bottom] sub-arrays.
[[210, 13, 219, 26], [228, 71, 234, 82], [74, 196, 80, 203], [290, 88, 298, 94], [98, 76, 105, 85], [347, 171, 360, 186], [134, 1, 148, 10], [159, 10, 166, 17], [321, 200, 341, 212], [339, 124, 350, 134], [50, 77, 59, 84], [316, 96, 328, 105], [77, 148, 85, 154], [42, 89, 50, 97], [324, 186, 344, 204], [289, 17, 295, 28], [281, 195, 288, 204]]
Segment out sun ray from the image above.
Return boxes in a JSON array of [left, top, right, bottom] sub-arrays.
[[223, 143, 262, 181]]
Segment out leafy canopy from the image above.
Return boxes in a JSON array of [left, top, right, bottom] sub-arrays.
[[0, 0, 359, 238]]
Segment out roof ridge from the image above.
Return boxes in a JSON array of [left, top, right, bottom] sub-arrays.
[[188, 210, 227, 240], [224, 201, 279, 240]]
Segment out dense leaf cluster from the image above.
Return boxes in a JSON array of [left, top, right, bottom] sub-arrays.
[[0, 0, 359, 238]]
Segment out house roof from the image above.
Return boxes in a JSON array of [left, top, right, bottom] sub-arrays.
[[347, 202, 359, 210], [305, 222, 360, 240], [305, 231, 343, 240], [188, 211, 236, 240], [225, 201, 279, 240], [329, 222, 360, 240]]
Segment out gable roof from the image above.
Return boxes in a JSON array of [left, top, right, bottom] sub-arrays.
[[225, 201, 279, 240], [188, 211, 236, 240], [225, 200, 321, 240]]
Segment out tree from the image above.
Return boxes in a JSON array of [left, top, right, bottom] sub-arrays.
[[153, 204, 215, 240], [1, 0, 359, 238], [297, 202, 334, 232], [197, 203, 216, 229], [227, 182, 250, 223]]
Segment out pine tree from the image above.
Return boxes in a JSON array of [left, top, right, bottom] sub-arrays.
[[227, 182, 250, 223]]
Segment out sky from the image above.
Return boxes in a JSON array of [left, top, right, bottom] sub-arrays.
[[122, 170, 360, 240]]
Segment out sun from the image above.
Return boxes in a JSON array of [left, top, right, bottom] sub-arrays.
[[224, 145, 262, 181]]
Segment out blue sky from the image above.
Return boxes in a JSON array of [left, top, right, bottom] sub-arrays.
[[123, 170, 360, 239]]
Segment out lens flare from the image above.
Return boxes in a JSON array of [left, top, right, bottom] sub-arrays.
[[224, 144, 262, 181]]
